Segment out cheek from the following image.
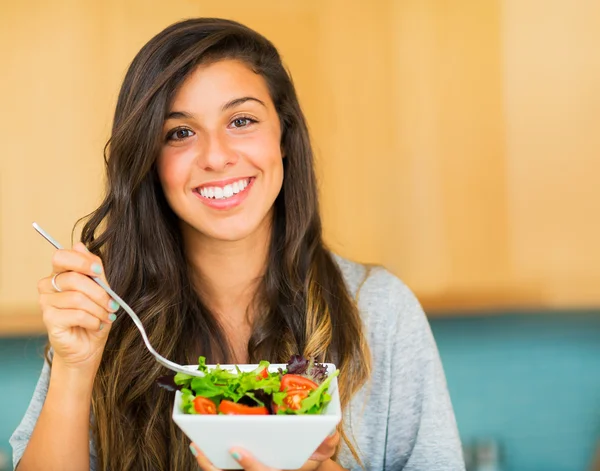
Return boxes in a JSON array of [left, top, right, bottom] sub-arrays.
[[157, 148, 191, 195], [243, 132, 283, 174]]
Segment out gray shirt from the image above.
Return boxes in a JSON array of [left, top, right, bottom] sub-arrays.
[[10, 255, 465, 470]]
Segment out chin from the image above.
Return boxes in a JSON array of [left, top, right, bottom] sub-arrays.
[[202, 220, 267, 243], [210, 230, 253, 242], [182, 204, 275, 244]]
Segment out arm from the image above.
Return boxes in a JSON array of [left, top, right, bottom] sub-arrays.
[[16, 359, 96, 471], [385, 282, 465, 471], [12, 243, 114, 470]]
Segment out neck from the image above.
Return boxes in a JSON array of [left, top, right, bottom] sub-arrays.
[[182, 219, 272, 325]]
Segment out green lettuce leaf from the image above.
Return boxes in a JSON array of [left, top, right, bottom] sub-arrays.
[[180, 388, 197, 414]]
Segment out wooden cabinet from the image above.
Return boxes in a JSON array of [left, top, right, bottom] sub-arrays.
[[1, 0, 599, 335], [379, 0, 600, 311], [1, 2, 110, 335], [316, 0, 600, 313]]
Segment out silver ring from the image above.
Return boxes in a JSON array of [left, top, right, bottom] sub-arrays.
[[51, 272, 63, 293]]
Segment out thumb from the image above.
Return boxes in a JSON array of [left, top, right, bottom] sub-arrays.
[[229, 448, 277, 471]]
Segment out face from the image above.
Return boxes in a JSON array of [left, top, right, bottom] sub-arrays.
[[157, 59, 284, 244]]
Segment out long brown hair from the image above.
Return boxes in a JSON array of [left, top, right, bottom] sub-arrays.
[[67, 18, 370, 470]]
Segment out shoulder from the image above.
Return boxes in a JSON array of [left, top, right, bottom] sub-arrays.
[[332, 252, 434, 371], [331, 252, 424, 329]]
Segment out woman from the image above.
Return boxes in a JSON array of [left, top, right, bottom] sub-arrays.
[[11, 18, 464, 471]]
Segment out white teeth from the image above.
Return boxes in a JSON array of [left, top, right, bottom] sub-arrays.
[[198, 178, 251, 200]]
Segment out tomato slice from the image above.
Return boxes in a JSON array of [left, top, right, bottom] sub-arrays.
[[218, 400, 268, 415], [280, 374, 318, 392], [193, 396, 217, 414], [256, 367, 269, 380], [283, 388, 310, 411]]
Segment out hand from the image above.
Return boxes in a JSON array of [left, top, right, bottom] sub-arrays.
[[190, 431, 339, 471], [38, 242, 118, 371]]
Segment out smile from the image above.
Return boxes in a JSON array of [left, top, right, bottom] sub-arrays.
[[195, 177, 252, 200], [193, 177, 256, 210]]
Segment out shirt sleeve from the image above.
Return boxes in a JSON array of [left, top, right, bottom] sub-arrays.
[[385, 283, 466, 471]]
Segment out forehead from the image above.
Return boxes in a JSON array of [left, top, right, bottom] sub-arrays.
[[170, 59, 273, 111]]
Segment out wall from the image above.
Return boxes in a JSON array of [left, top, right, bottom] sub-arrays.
[[2, 313, 599, 470], [0, 336, 46, 469], [431, 313, 600, 471]]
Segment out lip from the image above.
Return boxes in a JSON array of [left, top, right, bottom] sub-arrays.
[[193, 177, 255, 211]]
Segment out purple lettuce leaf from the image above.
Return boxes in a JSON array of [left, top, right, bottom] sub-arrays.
[[155, 374, 182, 392], [286, 354, 309, 375], [285, 355, 328, 384], [305, 359, 328, 384]]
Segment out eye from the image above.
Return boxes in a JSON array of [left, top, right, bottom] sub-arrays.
[[229, 116, 257, 129], [166, 127, 195, 142]]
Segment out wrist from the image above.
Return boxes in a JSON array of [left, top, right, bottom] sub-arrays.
[[50, 357, 98, 395]]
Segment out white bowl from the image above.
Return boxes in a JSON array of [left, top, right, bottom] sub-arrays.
[[172, 363, 341, 469]]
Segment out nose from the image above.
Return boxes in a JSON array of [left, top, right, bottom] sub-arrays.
[[196, 131, 238, 171]]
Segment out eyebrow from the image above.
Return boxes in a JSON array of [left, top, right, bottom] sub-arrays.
[[221, 96, 266, 111], [166, 111, 195, 120], [165, 96, 266, 120]]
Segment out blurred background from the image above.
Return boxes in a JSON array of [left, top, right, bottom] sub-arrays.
[[1, 1, 599, 470]]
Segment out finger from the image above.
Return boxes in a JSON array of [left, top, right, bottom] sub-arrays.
[[229, 448, 277, 471], [189, 443, 221, 471], [51, 244, 105, 279], [45, 290, 115, 325], [71, 244, 114, 300], [43, 307, 103, 333], [73, 242, 104, 277], [39, 272, 118, 317], [309, 432, 339, 461]]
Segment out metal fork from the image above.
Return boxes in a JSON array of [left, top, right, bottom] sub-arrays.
[[32, 222, 204, 378]]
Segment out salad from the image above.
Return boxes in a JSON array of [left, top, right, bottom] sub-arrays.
[[167, 355, 338, 415]]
